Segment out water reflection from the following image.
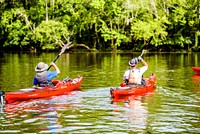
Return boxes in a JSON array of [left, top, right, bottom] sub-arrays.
[[36, 108, 62, 133], [191, 74, 200, 96], [111, 90, 156, 132], [0, 91, 82, 133], [125, 98, 147, 131], [192, 74, 200, 83], [0, 52, 200, 133]]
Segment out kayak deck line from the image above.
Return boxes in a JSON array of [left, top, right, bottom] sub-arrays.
[[20, 88, 41, 92]]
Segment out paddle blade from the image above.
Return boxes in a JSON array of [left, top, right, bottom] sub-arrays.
[[59, 42, 72, 55]]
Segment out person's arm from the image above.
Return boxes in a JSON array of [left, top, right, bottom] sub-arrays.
[[50, 62, 60, 74], [138, 56, 148, 74], [138, 56, 148, 67], [139, 59, 148, 75], [123, 70, 128, 80], [33, 76, 38, 88], [141, 59, 148, 67], [123, 70, 130, 84]]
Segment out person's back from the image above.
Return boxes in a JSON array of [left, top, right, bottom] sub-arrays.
[[123, 56, 148, 85], [128, 68, 143, 84], [33, 62, 60, 87]]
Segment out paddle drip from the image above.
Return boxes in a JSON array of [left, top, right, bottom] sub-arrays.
[[0, 90, 5, 106]]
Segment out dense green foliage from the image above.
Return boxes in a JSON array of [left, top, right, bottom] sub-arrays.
[[0, 0, 200, 51]]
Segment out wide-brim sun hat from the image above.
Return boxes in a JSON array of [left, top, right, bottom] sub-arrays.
[[35, 62, 48, 72], [129, 58, 138, 66]]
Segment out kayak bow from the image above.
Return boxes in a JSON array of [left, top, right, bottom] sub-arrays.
[[192, 67, 200, 75]]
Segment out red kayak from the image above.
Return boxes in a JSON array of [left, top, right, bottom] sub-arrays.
[[1, 76, 82, 104], [192, 67, 200, 75], [110, 74, 156, 99], [112, 88, 156, 102]]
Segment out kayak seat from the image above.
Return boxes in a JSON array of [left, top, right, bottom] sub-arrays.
[[52, 80, 60, 86]]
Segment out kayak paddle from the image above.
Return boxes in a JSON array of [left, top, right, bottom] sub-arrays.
[[140, 50, 145, 57], [140, 36, 153, 56], [47, 42, 72, 71]]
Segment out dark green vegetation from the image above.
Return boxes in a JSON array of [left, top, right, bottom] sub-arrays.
[[0, 0, 200, 52]]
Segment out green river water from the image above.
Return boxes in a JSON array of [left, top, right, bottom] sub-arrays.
[[0, 52, 199, 133]]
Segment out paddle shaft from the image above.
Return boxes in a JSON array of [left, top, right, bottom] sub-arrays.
[[140, 50, 145, 57], [47, 42, 72, 71], [47, 55, 60, 71], [140, 36, 153, 57]]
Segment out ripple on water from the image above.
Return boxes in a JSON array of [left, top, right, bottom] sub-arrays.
[[0, 84, 199, 134], [147, 85, 200, 133]]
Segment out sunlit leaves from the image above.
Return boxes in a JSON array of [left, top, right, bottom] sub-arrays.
[[100, 19, 129, 50], [1, 8, 30, 48], [89, 0, 105, 10], [34, 20, 69, 50], [0, 0, 200, 51]]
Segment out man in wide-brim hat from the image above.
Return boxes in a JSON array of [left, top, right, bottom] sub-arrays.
[[123, 56, 148, 85], [33, 62, 60, 87]]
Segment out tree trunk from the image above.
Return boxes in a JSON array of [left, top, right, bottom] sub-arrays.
[[46, 0, 48, 22]]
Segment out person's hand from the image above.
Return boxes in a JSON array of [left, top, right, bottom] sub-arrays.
[[50, 62, 56, 67], [138, 56, 143, 61]]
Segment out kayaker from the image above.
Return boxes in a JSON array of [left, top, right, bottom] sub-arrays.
[[123, 56, 148, 85], [33, 62, 60, 87]]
